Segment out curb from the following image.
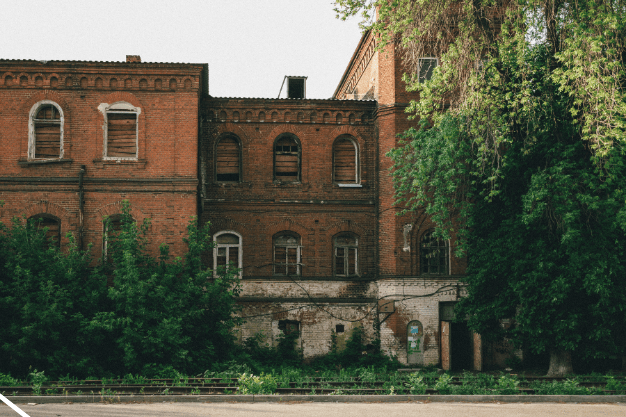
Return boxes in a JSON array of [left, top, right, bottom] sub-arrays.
[[5, 394, 626, 404]]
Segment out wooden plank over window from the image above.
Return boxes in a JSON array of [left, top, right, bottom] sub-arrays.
[[107, 112, 137, 158], [334, 138, 357, 183], [274, 137, 299, 181], [216, 137, 240, 182], [34, 105, 61, 159]]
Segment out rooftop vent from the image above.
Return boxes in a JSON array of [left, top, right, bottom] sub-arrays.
[[126, 55, 141, 63], [278, 76, 307, 99]]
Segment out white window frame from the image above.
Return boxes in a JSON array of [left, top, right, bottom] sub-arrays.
[[28, 100, 64, 160], [273, 234, 303, 276], [103, 101, 140, 160], [334, 234, 359, 277], [213, 230, 243, 276], [333, 136, 360, 186], [417, 57, 439, 83]]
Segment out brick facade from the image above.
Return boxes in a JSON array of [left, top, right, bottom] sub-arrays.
[[2, 33, 492, 368]]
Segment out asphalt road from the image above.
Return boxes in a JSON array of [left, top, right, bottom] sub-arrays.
[[2, 401, 625, 417]]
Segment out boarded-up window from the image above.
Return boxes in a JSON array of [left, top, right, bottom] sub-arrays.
[[421, 230, 449, 274], [215, 137, 240, 182], [334, 234, 358, 277], [274, 136, 300, 182], [333, 137, 358, 183], [106, 110, 137, 158], [30, 215, 61, 248], [418, 58, 438, 82], [274, 233, 301, 276], [214, 232, 241, 274], [33, 104, 62, 159]]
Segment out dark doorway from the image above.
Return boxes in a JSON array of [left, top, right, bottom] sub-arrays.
[[451, 321, 473, 370]]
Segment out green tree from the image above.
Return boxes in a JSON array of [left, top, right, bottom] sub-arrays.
[[336, 0, 626, 375], [88, 201, 243, 375]]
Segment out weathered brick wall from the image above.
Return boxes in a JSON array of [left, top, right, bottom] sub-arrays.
[[0, 60, 204, 257]]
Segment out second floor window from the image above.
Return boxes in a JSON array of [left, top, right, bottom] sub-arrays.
[[274, 233, 302, 275], [215, 136, 241, 182], [333, 136, 358, 184], [105, 102, 138, 159], [30, 101, 63, 160], [274, 135, 300, 182]]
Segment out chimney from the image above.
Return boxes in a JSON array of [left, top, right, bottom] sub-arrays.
[[126, 55, 141, 63]]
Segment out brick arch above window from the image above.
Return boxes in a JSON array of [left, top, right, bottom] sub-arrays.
[[95, 201, 147, 226], [28, 213, 62, 248]]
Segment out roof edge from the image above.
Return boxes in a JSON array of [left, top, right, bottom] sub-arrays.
[[332, 30, 370, 99]]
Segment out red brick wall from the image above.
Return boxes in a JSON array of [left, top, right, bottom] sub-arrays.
[[200, 98, 377, 281], [0, 60, 203, 258]]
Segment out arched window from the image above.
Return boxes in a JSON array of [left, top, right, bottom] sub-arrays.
[[420, 230, 449, 274], [105, 102, 139, 159], [274, 135, 300, 182], [333, 136, 358, 184], [214, 231, 242, 274], [215, 135, 241, 182], [29, 214, 61, 248], [273, 232, 302, 276], [103, 214, 133, 259], [334, 233, 358, 277], [29, 101, 64, 160]]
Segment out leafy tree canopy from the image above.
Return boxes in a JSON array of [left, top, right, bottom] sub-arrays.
[[335, 0, 626, 374]]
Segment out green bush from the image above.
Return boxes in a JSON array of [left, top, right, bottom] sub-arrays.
[[495, 374, 520, 395], [237, 373, 278, 394], [0, 372, 19, 386], [434, 374, 453, 394], [405, 373, 427, 394]]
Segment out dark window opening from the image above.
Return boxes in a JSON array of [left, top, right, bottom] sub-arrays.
[[420, 230, 449, 274], [216, 137, 241, 182], [287, 78, 305, 99], [29, 215, 61, 248], [418, 58, 438, 82], [279, 320, 300, 335], [336, 324, 345, 333]]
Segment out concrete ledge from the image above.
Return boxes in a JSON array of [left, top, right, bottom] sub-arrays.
[[6, 394, 626, 404]]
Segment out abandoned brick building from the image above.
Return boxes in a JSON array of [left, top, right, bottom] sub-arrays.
[[0, 32, 515, 370]]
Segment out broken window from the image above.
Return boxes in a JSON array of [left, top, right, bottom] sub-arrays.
[[105, 102, 138, 159], [273, 233, 302, 276], [274, 135, 300, 182], [29, 214, 61, 248], [214, 231, 242, 275], [30, 101, 63, 159], [333, 136, 358, 184], [278, 320, 300, 335], [215, 135, 241, 182], [420, 230, 449, 274], [418, 58, 438, 82], [334, 233, 358, 277]]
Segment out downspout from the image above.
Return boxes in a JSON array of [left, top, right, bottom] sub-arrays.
[[78, 165, 86, 250]]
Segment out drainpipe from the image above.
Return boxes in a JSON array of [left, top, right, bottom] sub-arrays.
[[78, 165, 86, 250]]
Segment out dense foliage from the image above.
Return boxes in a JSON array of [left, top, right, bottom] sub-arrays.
[[0, 202, 242, 379], [335, 1, 626, 374]]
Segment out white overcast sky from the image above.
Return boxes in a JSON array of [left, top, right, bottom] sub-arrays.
[[0, 0, 364, 99]]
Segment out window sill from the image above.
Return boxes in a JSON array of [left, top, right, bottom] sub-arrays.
[[267, 181, 306, 188], [337, 183, 362, 188], [93, 158, 147, 169], [19, 158, 73, 166]]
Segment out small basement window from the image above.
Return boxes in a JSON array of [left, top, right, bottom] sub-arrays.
[[278, 320, 300, 335], [105, 102, 138, 159], [335, 324, 345, 333]]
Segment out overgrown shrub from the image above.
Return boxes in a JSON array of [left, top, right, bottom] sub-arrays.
[[237, 373, 278, 394]]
